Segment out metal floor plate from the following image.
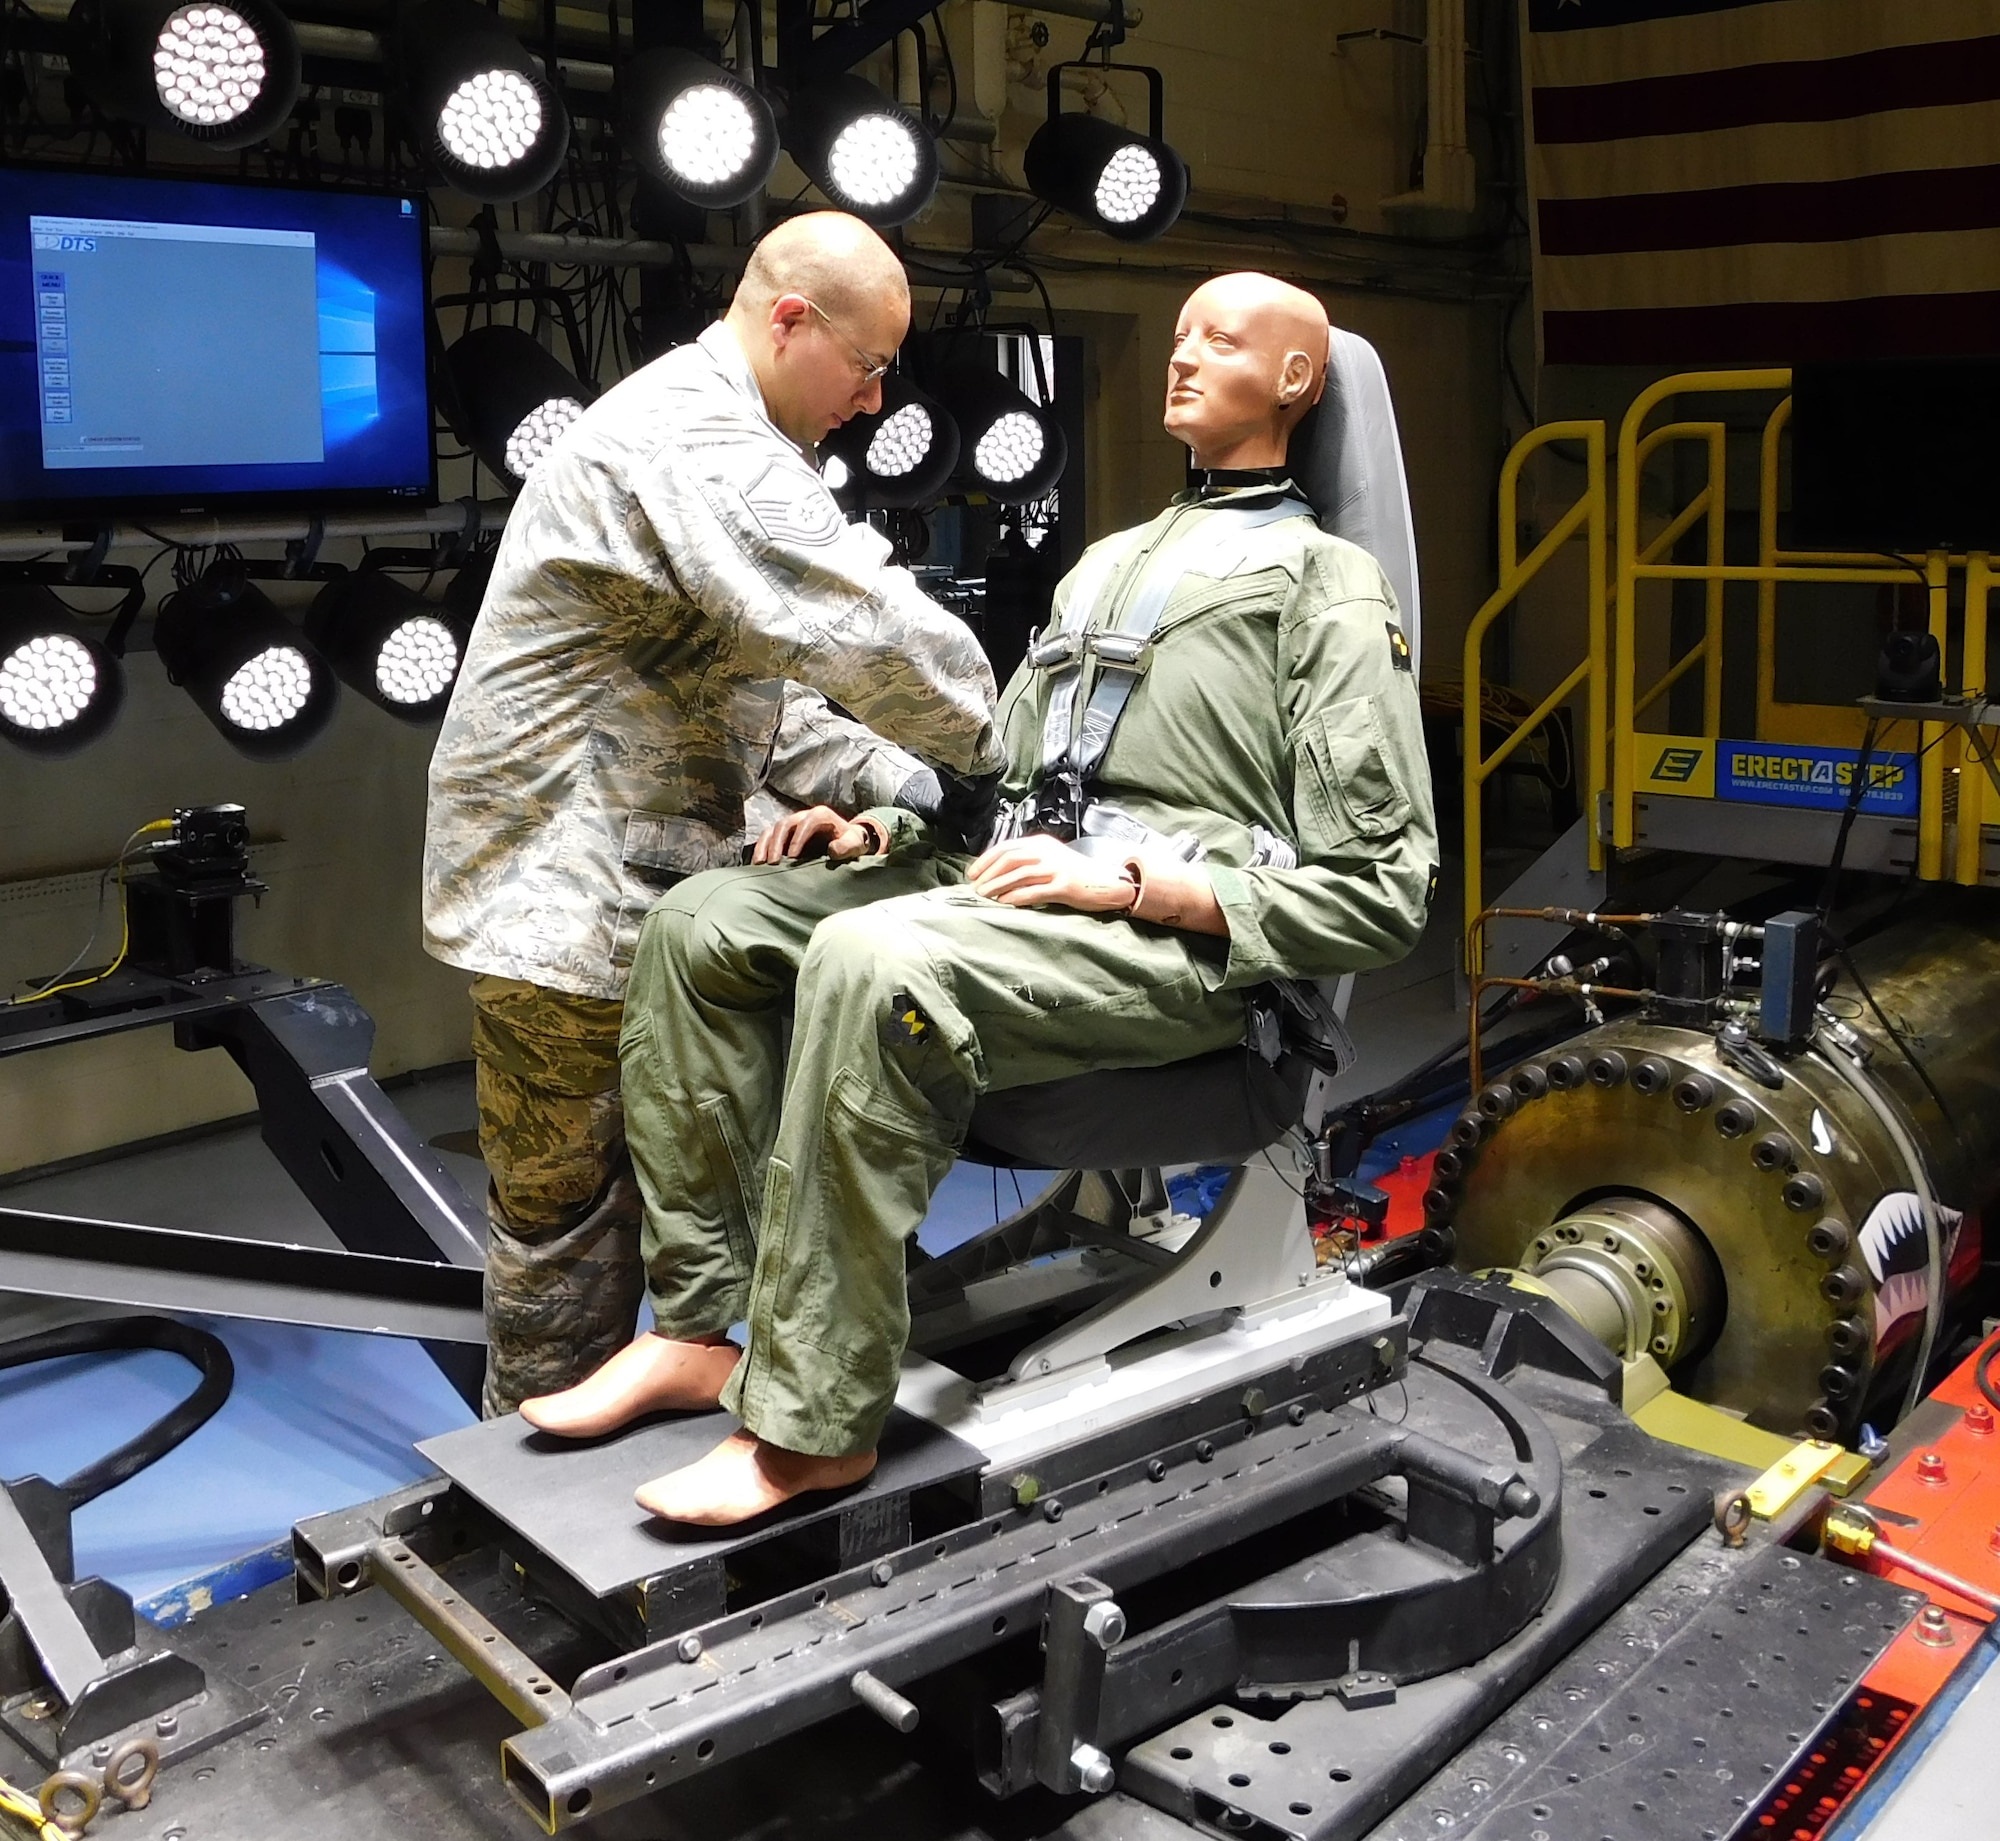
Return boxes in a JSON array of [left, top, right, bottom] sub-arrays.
[[1381, 1539, 1922, 1841], [418, 1406, 983, 1600]]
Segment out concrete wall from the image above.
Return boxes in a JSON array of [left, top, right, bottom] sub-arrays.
[[0, 0, 1511, 1173]]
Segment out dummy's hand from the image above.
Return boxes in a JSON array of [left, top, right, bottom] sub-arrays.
[[967, 836, 1134, 913], [752, 806, 883, 864]]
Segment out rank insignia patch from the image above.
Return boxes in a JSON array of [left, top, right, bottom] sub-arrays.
[[1386, 622, 1413, 671]]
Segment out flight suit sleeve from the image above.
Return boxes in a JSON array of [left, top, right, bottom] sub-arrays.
[[1204, 541, 1438, 989], [763, 683, 932, 813], [630, 435, 1005, 775]]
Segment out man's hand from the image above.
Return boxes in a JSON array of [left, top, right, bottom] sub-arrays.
[[967, 836, 1135, 913], [753, 806, 883, 864]]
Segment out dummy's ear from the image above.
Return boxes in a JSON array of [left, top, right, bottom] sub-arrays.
[[1276, 348, 1319, 408]]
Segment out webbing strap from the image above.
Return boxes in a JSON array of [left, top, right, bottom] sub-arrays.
[[1064, 500, 1312, 788]]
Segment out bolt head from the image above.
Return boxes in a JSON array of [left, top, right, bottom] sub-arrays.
[[677, 1633, 704, 1663], [1012, 1473, 1040, 1509], [154, 1713, 178, 1737], [1967, 1403, 1996, 1436], [1917, 1450, 1949, 1485], [870, 1560, 894, 1587], [1916, 1605, 1955, 1647], [1082, 1601, 1127, 1649], [1072, 1744, 1115, 1794], [1041, 1497, 1064, 1523]]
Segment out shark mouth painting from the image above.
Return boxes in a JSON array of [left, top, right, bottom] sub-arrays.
[[1857, 1190, 1966, 1350]]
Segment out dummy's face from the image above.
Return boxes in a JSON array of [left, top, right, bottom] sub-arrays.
[[1163, 292, 1299, 462], [764, 291, 908, 447]]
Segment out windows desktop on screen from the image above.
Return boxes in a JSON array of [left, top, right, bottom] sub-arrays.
[[0, 168, 432, 513]]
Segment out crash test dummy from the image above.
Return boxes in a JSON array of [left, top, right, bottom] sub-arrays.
[[520, 270, 1439, 1524], [422, 212, 1000, 1416]]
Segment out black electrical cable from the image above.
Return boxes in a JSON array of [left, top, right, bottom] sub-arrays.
[[1977, 1332, 2000, 1415], [0, 1316, 233, 1509]]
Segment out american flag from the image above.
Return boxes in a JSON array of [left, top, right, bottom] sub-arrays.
[[1524, 0, 2000, 364]]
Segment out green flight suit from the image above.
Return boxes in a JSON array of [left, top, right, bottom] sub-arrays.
[[619, 481, 1438, 1457]]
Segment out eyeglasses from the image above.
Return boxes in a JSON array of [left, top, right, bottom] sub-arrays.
[[804, 298, 894, 385]]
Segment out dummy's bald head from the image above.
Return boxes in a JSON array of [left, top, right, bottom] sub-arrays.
[[732, 211, 910, 327], [1165, 272, 1332, 469]]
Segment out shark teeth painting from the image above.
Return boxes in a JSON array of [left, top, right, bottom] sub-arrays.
[[1857, 1191, 1965, 1348]]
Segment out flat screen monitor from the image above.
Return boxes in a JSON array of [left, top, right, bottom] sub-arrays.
[[0, 166, 433, 516], [1791, 359, 2000, 555]]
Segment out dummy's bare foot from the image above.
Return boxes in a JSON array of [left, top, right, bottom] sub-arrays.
[[634, 1430, 876, 1525], [518, 1332, 740, 1438]]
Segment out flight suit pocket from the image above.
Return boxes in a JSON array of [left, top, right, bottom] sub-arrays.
[[1295, 696, 1412, 852]]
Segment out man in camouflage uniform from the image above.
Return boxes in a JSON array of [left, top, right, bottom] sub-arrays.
[[521, 272, 1438, 1525], [422, 213, 1002, 1416]]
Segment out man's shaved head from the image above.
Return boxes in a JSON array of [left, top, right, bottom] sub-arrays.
[[725, 212, 914, 448], [734, 211, 909, 326], [1165, 272, 1331, 469]]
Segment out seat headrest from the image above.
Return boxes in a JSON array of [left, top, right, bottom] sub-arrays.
[[1287, 327, 1422, 678]]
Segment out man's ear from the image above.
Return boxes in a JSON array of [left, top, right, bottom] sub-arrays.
[[769, 293, 812, 348], [1276, 349, 1316, 408]]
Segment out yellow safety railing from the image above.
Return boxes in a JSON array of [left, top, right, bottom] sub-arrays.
[[1465, 369, 2000, 970], [1460, 421, 1606, 970]]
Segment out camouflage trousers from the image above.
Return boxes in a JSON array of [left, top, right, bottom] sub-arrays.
[[621, 855, 1244, 1458], [469, 974, 646, 1417]]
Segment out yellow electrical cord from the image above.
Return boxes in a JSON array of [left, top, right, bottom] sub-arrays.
[[0, 1768, 65, 1841], [6, 817, 176, 1007]]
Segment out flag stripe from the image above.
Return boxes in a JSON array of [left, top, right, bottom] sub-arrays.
[[1545, 292, 2000, 366], [1532, 35, 2000, 143], [1541, 229, 2000, 315], [1539, 164, 2000, 256], [1527, 0, 2000, 88], [1535, 102, 2000, 201]]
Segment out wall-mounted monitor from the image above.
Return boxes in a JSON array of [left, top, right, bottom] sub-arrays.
[[0, 166, 434, 517]]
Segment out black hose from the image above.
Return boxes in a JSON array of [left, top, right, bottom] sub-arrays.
[[1976, 1333, 2000, 1417], [0, 1316, 234, 1509]]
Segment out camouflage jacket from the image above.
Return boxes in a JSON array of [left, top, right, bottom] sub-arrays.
[[423, 322, 1002, 1000]]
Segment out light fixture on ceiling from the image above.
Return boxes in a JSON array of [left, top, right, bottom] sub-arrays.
[[940, 364, 1067, 504], [0, 584, 126, 756], [442, 325, 595, 489], [820, 375, 960, 511], [625, 45, 778, 210], [154, 567, 338, 760], [304, 570, 468, 724], [783, 73, 937, 227], [399, 0, 571, 203], [66, 0, 300, 148]]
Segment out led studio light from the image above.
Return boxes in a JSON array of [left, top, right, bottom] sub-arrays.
[[443, 325, 595, 488], [1024, 110, 1187, 243], [305, 572, 467, 723], [625, 46, 778, 209], [400, 0, 570, 203], [1023, 54, 1186, 244], [820, 375, 959, 510], [941, 366, 1067, 503], [784, 74, 937, 227], [66, 0, 300, 149], [154, 570, 338, 760], [0, 585, 125, 757]]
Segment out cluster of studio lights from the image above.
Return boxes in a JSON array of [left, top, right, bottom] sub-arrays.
[[0, 561, 483, 760], [68, 2, 1188, 233]]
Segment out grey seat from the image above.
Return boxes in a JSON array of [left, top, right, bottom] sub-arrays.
[[961, 326, 1422, 1170]]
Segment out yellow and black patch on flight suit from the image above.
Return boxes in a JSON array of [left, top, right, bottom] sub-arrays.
[[888, 993, 929, 1042], [1386, 623, 1413, 672]]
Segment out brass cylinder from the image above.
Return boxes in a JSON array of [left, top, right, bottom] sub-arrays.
[[1438, 905, 2000, 1437]]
